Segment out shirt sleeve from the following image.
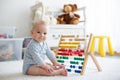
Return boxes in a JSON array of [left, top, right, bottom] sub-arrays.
[[28, 44, 45, 66], [45, 42, 56, 60]]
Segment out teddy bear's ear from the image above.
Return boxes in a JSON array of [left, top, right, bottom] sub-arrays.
[[63, 5, 67, 12], [74, 4, 77, 9], [72, 4, 77, 12]]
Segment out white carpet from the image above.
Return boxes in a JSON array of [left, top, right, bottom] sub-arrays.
[[0, 55, 120, 80]]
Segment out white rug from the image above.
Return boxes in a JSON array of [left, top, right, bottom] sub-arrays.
[[0, 56, 120, 80]]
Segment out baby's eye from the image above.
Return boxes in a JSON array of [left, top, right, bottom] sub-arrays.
[[44, 32, 47, 35], [37, 32, 40, 33]]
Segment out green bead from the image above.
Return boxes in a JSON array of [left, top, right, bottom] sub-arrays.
[[63, 56, 69, 59], [76, 62, 79, 64], [74, 57, 84, 61], [56, 56, 59, 58], [60, 56, 62, 59], [81, 62, 84, 65], [57, 60, 64, 63], [70, 61, 79, 64], [82, 58, 84, 61]]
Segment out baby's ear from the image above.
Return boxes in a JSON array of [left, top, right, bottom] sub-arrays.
[[30, 30, 33, 35]]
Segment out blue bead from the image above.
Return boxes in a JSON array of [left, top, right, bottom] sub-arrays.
[[73, 65, 75, 68], [75, 70, 81, 73], [70, 65, 72, 68], [78, 66, 82, 69], [67, 69, 71, 72]]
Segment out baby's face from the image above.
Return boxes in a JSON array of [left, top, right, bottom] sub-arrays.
[[31, 25, 47, 42]]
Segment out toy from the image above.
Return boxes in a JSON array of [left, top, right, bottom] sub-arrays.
[[43, 7, 57, 25], [57, 4, 80, 24], [58, 49, 84, 56], [56, 35, 84, 74], [31, 1, 45, 23], [33, 7, 43, 22], [56, 34, 102, 75], [0, 44, 14, 61]]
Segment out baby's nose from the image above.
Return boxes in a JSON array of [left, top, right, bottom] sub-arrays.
[[40, 33, 44, 36]]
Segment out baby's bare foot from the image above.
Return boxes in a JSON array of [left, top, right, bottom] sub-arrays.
[[61, 67, 68, 76]]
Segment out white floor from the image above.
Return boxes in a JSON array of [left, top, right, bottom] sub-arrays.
[[0, 55, 120, 80]]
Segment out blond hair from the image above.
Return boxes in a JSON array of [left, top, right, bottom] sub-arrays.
[[31, 21, 46, 31]]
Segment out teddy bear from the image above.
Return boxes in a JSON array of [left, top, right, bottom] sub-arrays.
[[57, 4, 80, 24]]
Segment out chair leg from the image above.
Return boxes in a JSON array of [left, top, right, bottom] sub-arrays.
[[99, 38, 106, 57], [90, 37, 95, 53], [107, 37, 114, 56]]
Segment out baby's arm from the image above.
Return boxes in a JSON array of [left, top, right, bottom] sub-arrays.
[[45, 42, 56, 61], [51, 59, 64, 69], [45, 42, 64, 68]]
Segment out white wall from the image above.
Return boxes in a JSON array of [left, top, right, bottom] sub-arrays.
[[86, 0, 120, 51], [0, 0, 36, 37], [111, 0, 120, 52], [0, 0, 120, 51]]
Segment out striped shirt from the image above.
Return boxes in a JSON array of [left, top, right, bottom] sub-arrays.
[[23, 39, 55, 74]]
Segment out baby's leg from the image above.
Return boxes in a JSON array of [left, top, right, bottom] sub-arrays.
[[27, 65, 68, 76]]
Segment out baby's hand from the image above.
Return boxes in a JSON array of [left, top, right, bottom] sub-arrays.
[[42, 65, 54, 73], [53, 62, 64, 69]]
